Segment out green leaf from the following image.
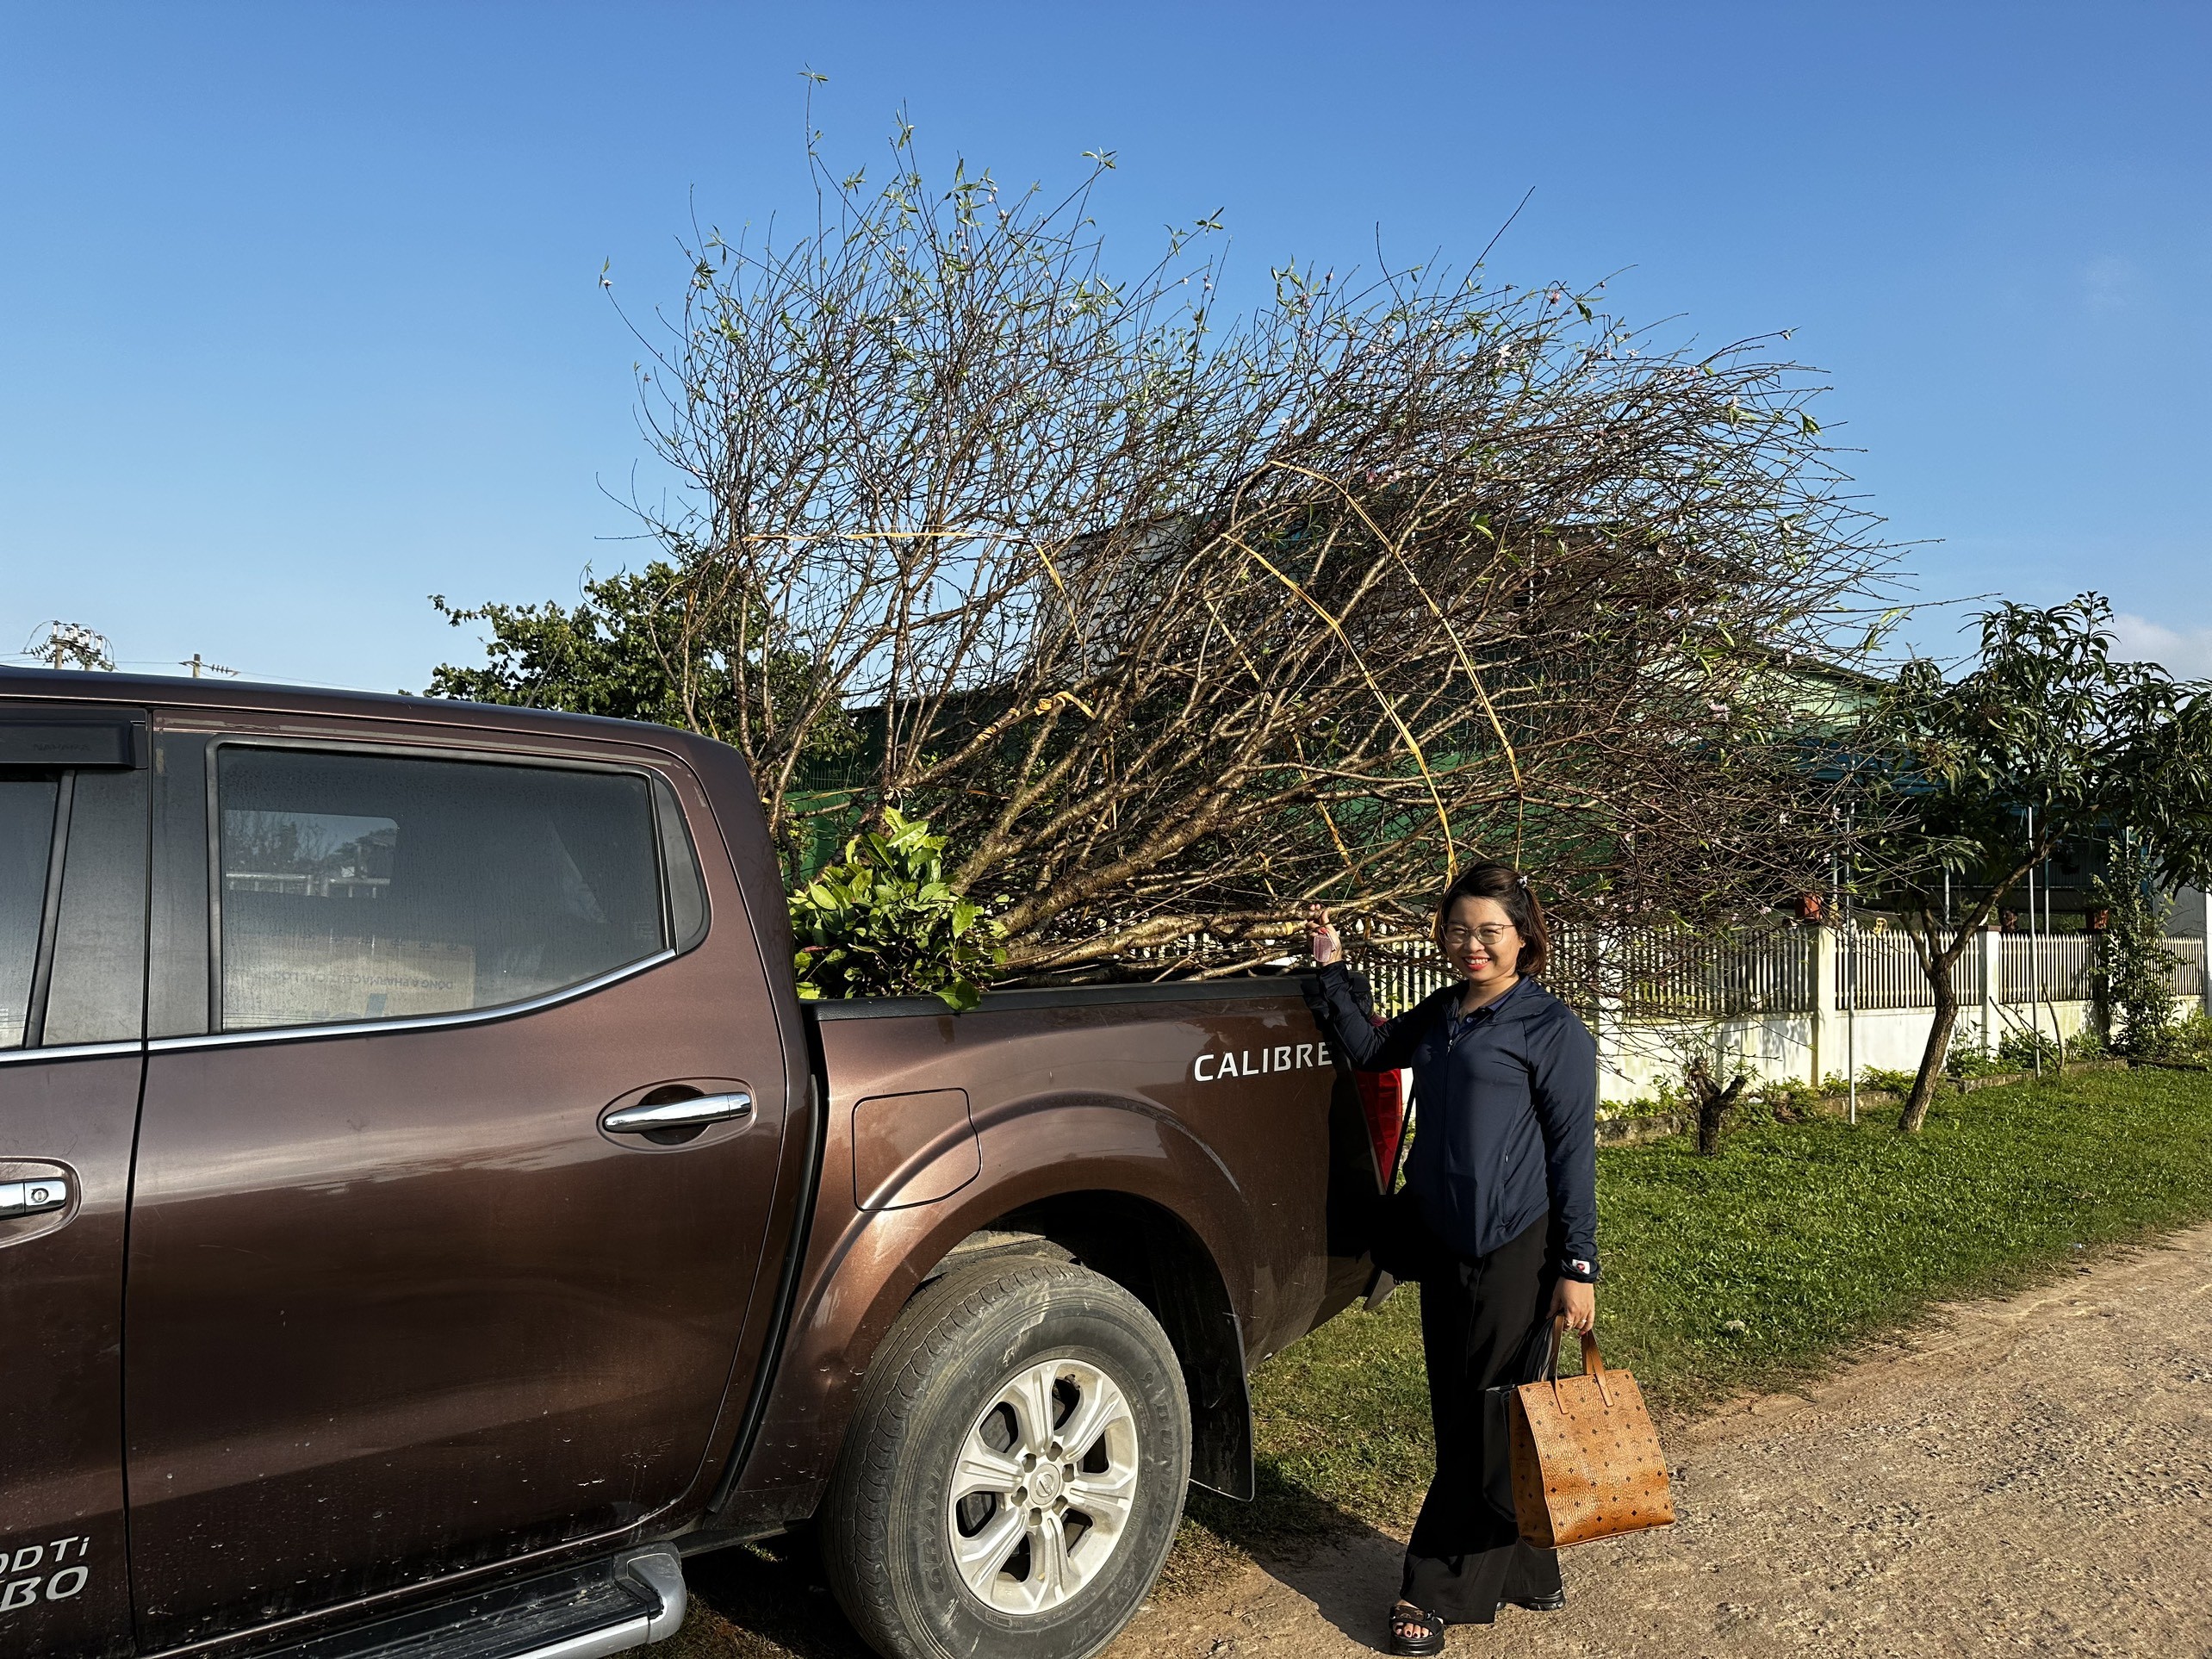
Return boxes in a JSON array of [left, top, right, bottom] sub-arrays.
[[788, 810, 1003, 1008]]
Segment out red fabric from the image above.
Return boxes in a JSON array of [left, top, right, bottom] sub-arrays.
[[1355, 1066, 1406, 1189]]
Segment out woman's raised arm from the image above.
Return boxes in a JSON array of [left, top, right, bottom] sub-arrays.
[[1302, 908, 1432, 1072]]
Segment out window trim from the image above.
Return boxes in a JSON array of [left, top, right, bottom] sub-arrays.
[[199, 735, 703, 1044], [0, 1038, 144, 1067], [149, 949, 677, 1053], [21, 770, 74, 1047]]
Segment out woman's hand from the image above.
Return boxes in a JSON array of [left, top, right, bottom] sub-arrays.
[[1551, 1277, 1595, 1335], [1306, 905, 1341, 966]]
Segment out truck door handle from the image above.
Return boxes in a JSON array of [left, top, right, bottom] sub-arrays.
[[601, 1091, 754, 1134], [0, 1176, 71, 1218]]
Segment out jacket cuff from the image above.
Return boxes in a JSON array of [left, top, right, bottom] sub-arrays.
[[1558, 1255, 1599, 1283]]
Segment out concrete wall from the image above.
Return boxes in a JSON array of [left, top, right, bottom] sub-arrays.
[[1591, 925, 2101, 1104], [1598, 1002, 2097, 1102]]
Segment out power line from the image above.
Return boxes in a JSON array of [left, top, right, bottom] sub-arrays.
[[21, 621, 115, 671]]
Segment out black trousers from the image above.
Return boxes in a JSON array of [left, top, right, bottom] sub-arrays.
[[1401, 1211, 1563, 1624]]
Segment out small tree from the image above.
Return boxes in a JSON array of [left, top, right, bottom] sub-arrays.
[[1684, 1053, 1749, 1156], [1864, 595, 2212, 1132], [426, 562, 859, 762], [2092, 833, 2183, 1055]]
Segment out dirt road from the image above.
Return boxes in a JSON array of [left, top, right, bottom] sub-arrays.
[[673, 1220, 2212, 1659], [1114, 1221, 2212, 1657]]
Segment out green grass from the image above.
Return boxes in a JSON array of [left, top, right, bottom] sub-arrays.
[[1166, 1066, 2212, 1586]]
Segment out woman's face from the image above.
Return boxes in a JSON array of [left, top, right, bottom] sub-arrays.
[[1442, 894, 1521, 987]]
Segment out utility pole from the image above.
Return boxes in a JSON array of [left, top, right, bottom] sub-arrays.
[[25, 622, 114, 672], [1844, 821, 1857, 1126], [181, 653, 239, 680], [2026, 806, 2041, 1078]]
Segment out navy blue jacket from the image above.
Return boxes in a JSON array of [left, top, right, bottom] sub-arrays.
[[1308, 965, 1599, 1277]]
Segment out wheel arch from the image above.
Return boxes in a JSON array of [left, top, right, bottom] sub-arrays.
[[956, 1190, 1252, 1501], [712, 1090, 1261, 1529]]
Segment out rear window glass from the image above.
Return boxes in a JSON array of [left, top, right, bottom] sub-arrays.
[[0, 778, 59, 1047], [216, 748, 666, 1031]]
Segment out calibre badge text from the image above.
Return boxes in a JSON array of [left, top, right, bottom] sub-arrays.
[[1192, 1043, 1333, 1082]]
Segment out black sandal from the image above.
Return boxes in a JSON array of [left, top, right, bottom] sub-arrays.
[[1388, 1600, 1446, 1656], [1510, 1589, 1566, 1612]]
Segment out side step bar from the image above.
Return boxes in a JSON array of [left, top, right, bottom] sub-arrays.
[[264, 1545, 687, 1659]]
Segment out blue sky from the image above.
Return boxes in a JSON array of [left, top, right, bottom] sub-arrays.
[[3, 3, 2207, 690]]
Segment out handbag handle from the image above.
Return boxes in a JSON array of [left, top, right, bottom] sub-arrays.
[[1544, 1313, 1613, 1409]]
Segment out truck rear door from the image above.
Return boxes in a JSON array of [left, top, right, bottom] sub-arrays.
[[121, 723, 792, 1650], [0, 709, 150, 1659]]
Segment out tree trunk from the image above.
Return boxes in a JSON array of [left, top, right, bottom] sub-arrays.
[[1687, 1058, 1749, 1156], [1899, 981, 1960, 1133]]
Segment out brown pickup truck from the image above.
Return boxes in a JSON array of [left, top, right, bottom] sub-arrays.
[[0, 671, 1389, 1659]]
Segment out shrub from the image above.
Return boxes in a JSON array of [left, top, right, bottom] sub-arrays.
[[1857, 1066, 1918, 1097], [788, 810, 1007, 1010], [1598, 1081, 1684, 1123], [1748, 1076, 1824, 1115], [1995, 1024, 2073, 1072], [2091, 836, 2182, 1055], [1946, 1045, 2009, 1079], [2155, 1010, 2212, 1065]]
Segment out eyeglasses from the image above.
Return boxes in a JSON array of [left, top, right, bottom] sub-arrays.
[[1441, 924, 1519, 948]]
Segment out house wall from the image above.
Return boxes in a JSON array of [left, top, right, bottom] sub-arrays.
[[2163, 883, 2205, 937]]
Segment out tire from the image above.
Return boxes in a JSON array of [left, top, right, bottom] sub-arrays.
[[821, 1256, 1193, 1659]]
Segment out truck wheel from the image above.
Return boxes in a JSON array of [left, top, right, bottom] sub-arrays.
[[822, 1256, 1193, 1659]]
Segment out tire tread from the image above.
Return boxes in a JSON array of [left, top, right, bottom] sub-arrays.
[[821, 1256, 1190, 1659]]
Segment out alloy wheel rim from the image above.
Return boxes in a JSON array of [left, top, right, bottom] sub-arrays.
[[945, 1354, 1141, 1614]]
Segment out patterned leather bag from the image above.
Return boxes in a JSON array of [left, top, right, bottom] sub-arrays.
[[1509, 1315, 1676, 1548]]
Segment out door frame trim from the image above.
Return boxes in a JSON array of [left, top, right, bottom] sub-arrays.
[[147, 948, 678, 1054], [0, 1038, 140, 1066]]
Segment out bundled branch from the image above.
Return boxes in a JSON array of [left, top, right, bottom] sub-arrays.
[[577, 119, 1898, 985]]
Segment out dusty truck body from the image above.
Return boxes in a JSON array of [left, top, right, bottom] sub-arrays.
[[0, 669, 1386, 1659]]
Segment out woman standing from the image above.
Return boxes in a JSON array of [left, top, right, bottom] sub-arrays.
[[1305, 863, 1598, 1653]]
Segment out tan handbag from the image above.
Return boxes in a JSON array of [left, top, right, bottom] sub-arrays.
[[1509, 1315, 1675, 1548]]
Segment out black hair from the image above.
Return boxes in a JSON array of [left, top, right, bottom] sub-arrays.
[[1433, 861, 1550, 978]]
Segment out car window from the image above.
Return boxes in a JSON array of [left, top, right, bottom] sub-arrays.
[[0, 777, 59, 1047], [216, 748, 667, 1032], [653, 774, 709, 951], [45, 767, 152, 1047]]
